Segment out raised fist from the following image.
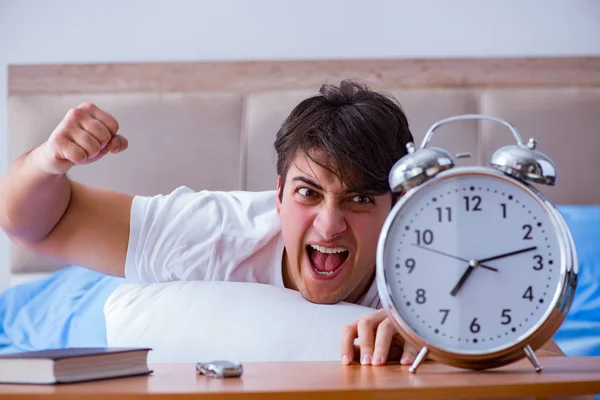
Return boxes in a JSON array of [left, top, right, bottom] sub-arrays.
[[36, 102, 128, 175]]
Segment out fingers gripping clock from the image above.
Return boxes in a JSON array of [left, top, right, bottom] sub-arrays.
[[376, 115, 577, 373]]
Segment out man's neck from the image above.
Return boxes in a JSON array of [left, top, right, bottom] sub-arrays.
[[344, 269, 375, 304]]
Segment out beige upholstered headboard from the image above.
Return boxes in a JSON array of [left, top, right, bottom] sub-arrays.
[[7, 57, 600, 274]]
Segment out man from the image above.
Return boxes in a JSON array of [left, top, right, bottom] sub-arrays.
[[0, 80, 564, 367]]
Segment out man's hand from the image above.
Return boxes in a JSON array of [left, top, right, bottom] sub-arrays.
[[340, 309, 418, 366], [35, 102, 127, 175]]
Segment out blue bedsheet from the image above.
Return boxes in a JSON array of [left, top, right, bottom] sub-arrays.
[[0, 266, 125, 354], [553, 205, 600, 357], [0, 206, 598, 357]]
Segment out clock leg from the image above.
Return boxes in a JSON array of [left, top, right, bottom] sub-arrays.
[[408, 346, 429, 373], [523, 344, 543, 372]]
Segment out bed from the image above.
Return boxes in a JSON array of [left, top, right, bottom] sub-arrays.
[[2, 57, 600, 361]]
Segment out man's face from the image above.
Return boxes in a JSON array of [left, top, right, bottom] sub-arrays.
[[276, 151, 393, 304]]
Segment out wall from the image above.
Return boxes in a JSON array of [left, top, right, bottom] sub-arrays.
[[1, 0, 600, 289]]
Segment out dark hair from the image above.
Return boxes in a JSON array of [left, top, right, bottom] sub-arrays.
[[274, 79, 414, 201]]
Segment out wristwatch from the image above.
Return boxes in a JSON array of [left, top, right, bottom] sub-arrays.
[[196, 360, 243, 378]]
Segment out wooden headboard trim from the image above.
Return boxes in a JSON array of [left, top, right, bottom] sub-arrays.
[[9, 57, 600, 95]]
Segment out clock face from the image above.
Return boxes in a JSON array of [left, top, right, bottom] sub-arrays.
[[379, 170, 565, 354]]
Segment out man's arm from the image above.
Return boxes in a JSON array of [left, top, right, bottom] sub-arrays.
[[0, 103, 131, 277]]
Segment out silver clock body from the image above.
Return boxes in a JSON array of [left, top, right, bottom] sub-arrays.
[[376, 166, 577, 371]]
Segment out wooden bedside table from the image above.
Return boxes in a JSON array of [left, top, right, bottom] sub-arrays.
[[0, 356, 598, 399]]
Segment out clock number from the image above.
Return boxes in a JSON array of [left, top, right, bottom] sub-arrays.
[[470, 318, 481, 333], [533, 255, 543, 270], [439, 309, 450, 325], [415, 229, 434, 245], [416, 288, 427, 304], [522, 224, 533, 240], [436, 207, 452, 222], [501, 309, 512, 325], [405, 258, 416, 274], [523, 286, 534, 301], [464, 195, 482, 212], [500, 203, 507, 219]]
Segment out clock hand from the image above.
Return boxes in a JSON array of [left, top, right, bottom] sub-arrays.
[[450, 260, 478, 297], [449, 246, 537, 297], [410, 244, 498, 272], [477, 246, 538, 264]]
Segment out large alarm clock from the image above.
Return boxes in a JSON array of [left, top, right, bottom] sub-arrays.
[[376, 114, 577, 373]]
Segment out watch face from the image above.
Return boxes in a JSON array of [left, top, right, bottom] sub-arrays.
[[379, 170, 566, 355]]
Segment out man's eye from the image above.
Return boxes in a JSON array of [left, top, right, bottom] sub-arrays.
[[297, 187, 317, 197], [350, 195, 373, 204]]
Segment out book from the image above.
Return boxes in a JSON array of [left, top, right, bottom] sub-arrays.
[[0, 347, 152, 384]]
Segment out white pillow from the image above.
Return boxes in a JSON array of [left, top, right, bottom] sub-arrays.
[[104, 281, 375, 363]]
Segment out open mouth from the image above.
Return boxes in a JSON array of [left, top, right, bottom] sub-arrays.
[[307, 244, 350, 277]]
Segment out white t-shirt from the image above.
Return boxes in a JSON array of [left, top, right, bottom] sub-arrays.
[[125, 186, 381, 309]]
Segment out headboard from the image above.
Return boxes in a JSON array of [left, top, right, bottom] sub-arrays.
[[7, 57, 600, 275]]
